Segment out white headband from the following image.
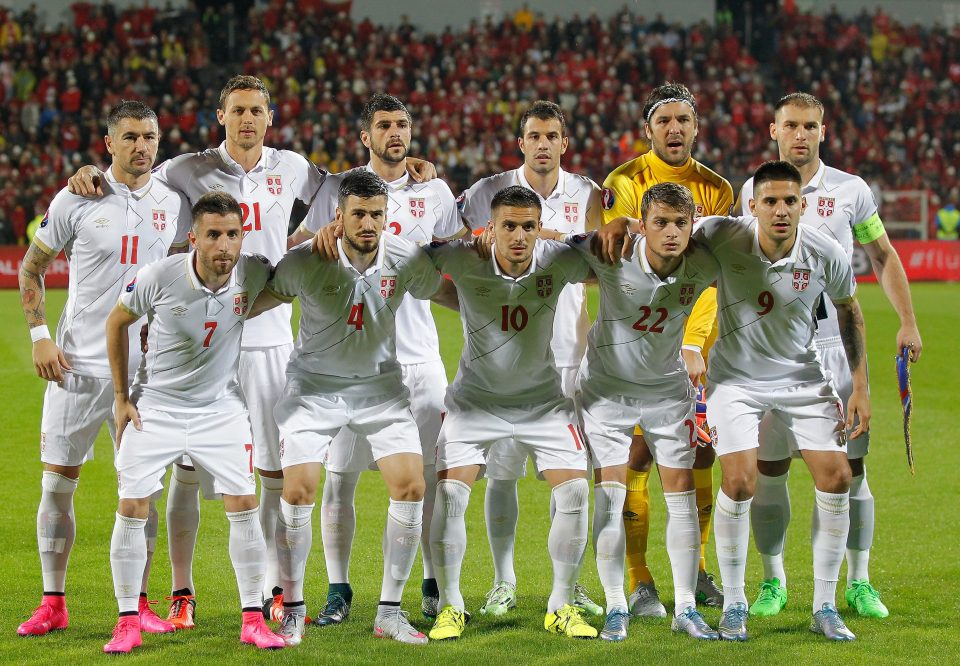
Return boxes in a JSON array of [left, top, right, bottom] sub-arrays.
[[645, 97, 696, 123]]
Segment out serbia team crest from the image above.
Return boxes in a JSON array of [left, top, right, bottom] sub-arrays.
[[267, 174, 282, 195], [152, 209, 166, 231], [234, 292, 248, 315], [380, 277, 397, 298], [679, 283, 695, 306], [409, 198, 426, 218], [537, 275, 553, 297], [793, 269, 811, 292], [564, 202, 579, 224], [817, 197, 835, 217]]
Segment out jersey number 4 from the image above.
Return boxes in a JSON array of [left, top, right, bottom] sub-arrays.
[[348, 303, 365, 330]]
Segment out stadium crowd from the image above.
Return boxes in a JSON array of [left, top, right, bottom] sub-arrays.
[[0, 0, 957, 244]]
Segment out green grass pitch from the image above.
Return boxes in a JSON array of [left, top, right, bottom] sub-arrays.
[[0, 283, 956, 664]]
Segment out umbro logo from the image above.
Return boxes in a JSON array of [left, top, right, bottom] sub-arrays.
[[171, 306, 188, 316], [208, 184, 225, 191], [95, 218, 110, 228]]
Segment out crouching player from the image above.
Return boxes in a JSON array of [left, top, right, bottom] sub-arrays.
[[568, 183, 720, 641], [424, 186, 596, 641], [102, 192, 283, 653]]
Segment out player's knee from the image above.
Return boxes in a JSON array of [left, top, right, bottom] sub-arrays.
[[283, 484, 316, 506], [628, 441, 654, 471], [721, 473, 756, 501], [118, 497, 150, 519], [821, 465, 852, 493], [391, 477, 426, 502], [847, 457, 865, 477]]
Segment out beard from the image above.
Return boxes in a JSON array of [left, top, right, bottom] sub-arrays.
[[371, 142, 408, 165]]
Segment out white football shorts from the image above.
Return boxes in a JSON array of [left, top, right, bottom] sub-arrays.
[[39, 373, 115, 466], [237, 343, 293, 472]]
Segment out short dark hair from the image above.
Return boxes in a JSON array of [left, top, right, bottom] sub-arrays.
[[337, 170, 388, 210], [518, 100, 566, 137], [491, 185, 542, 215], [642, 82, 697, 124], [106, 100, 158, 134], [192, 191, 243, 229], [774, 92, 824, 117], [360, 93, 412, 132], [218, 75, 271, 110], [640, 182, 696, 221], [752, 160, 803, 190]]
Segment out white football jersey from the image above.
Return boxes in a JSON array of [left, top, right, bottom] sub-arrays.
[[119, 251, 272, 411], [154, 142, 325, 349], [568, 233, 720, 398], [267, 234, 442, 397], [302, 165, 462, 364], [34, 168, 189, 379], [740, 161, 880, 344], [424, 239, 591, 404], [457, 167, 601, 367], [694, 215, 856, 387]]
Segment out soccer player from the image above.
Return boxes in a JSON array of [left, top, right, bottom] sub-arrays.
[[739, 92, 922, 620], [256, 171, 453, 646], [103, 192, 282, 653], [602, 82, 732, 615], [456, 100, 604, 619], [291, 93, 463, 624], [597, 160, 869, 642], [16, 101, 189, 637], [425, 186, 596, 641], [568, 183, 721, 641]]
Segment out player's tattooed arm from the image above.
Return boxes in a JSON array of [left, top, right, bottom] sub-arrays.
[[20, 242, 73, 382], [836, 297, 871, 437]]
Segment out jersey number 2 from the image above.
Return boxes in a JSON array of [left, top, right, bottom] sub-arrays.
[[240, 202, 261, 232], [632, 306, 667, 332]]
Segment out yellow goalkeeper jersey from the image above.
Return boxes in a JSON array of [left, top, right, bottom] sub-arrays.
[[602, 150, 733, 353]]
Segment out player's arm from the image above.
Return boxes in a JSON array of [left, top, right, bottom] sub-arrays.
[[834, 296, 870, 438], [105, 303, 143, 443], [681, 287, 716, 384], [592, 216, 637, 264], [19, 241, 72, 382], [861, 233, 921, 361], [429, 278, 460, 312]]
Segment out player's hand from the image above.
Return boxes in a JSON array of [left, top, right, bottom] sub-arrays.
[[681, 347, 706, 385], [474, 226, 494, 260], [114, 398, 142, 446], [845, 387, 871, 440], [591, 217, 633, 264], [139, 324, 149, 354], [33, 338, 71, 383], [897, 324, 922, 362], [538, 228, 563, 242], [406, 157, 437, 183], [66, 165, 105, 198], [314, 222, 342, 261]]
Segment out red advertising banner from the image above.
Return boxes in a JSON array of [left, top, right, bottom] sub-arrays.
[[853, 241, 960, 283], [0, 246, 69, 288]]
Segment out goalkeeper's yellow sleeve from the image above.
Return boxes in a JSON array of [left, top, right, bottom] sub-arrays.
[[683, 286, 718, 351]]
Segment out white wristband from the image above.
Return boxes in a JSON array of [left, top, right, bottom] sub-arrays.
[[30, 325, 51, 343], [681, 344, 702, 353]]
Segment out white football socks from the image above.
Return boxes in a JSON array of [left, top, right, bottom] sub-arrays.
[[276, 499, 314, 604], [714, 489, 752, 610], [812, 489, 849, 611], [227, 507, 267, 610], [751, 471, 790, 586], [166, 465, 200, 593], [37, 471, 77, 593], [258, 475, 284, 599], [140, 499, 159, 595], [547, 478, 589, 613], [484, 478, 519, 585], [593, 481, 627, 612], [431, 479, 471, 611], [110, 513, 147, 614], [664, 489, 700, 613], [381, 499, 423, 602], [421, 465, 437, 580], [846, 472, 874, 582], [320, 470, 359, 585]]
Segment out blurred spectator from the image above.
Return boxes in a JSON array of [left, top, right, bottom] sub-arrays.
[[935, 192, 959, 240], [0, 0, 957, 242]]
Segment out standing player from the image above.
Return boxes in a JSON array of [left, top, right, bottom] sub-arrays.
[[69, 75, 325, 626], [601, 82, 732, 615], [291, 93, 463, 623], [426, 186, 596, 641], [257, 171, 452, 646], [739, 93, 922, 620], [456, 100, 603, 619], [16, 101, 189, 637], [103, 192, 282, 653], [597, 160, 870, 641], [568, 183, 722, 641]]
